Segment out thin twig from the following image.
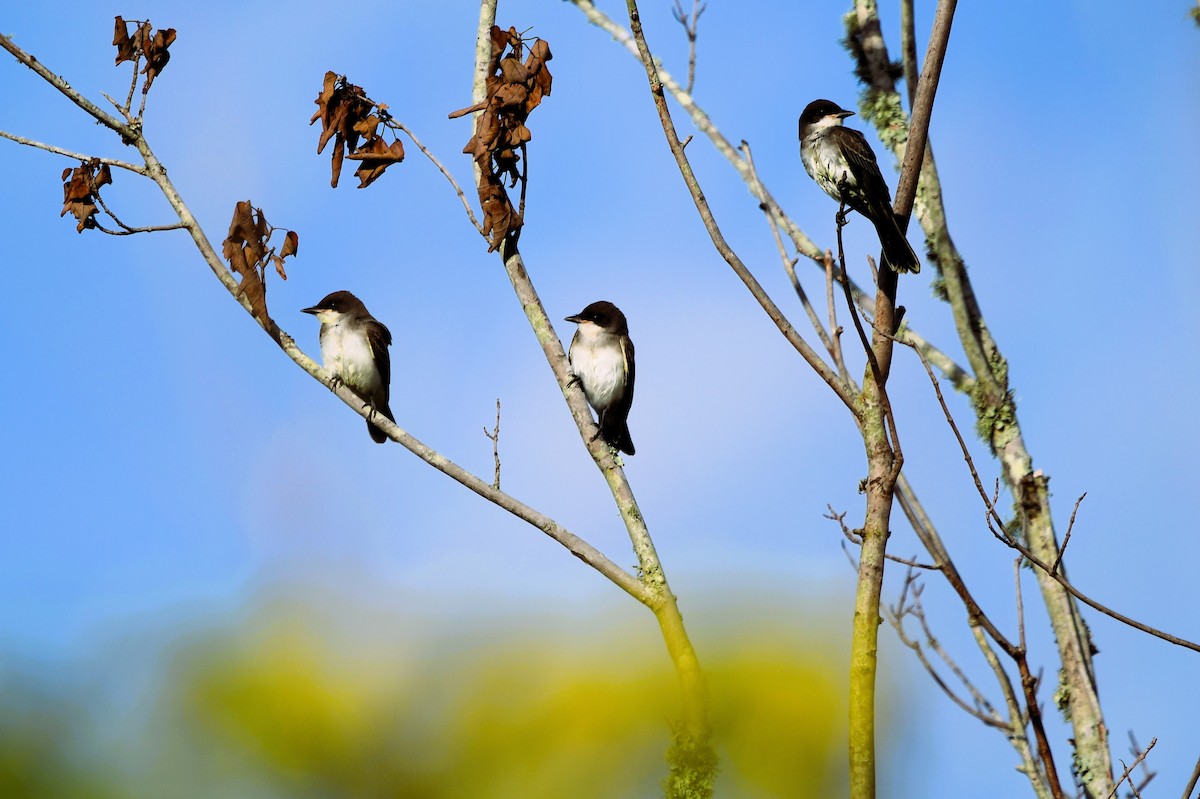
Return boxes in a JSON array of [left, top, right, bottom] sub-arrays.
[[1127, 731, 1157, 797], [102, 92, 136, 126], [901, 334, 1200, 652], [1051, 492, 1087, 576], [821, 252, 852, 384], [483, 398, 501, 490], [670, 0, 705, 94], [392, 119, 486, 238], [910, 594, 999, 721], [1009, 554, 1064, 798], [0, 131, 147, 175], [0, 34, 133, 138], [1182, 751, 1200, 799], [1015, 558, 1027, 652], [970, 624, 1053, 799], [835, 200, 904, 484], [89, 181, 186, 235], [1108, 738, 1156, 799], [827, 506, 938, 570], [1016, 647, 1063, 799], [883, 569, 1005, 728], [741, 140, 848, 384], [891, 0, 957, 221]]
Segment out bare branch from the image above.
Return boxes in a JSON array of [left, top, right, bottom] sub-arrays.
[[892, 0, 957, 220], [742, 140, 851, 386], [1108, 738, 1156, 799], [883, 569, 1004, 728], [1126, 731, 1157, 797], [827, 506, 938, 570], [483, 398, 501, 490], [1183, 751, 1200, 799], [670, 0, 705, 93], [0, 34, 134, 139], [1015, 646, 1064, 799], [0, 130, 147, 175], [900, 334, 1200, 652], [969, 624, 1053, 799], [391, 118, 485, 238], [1051, 492, 1087, 576], [1015, 558, 1027, 652], [89, 182, 185, 235], [835, 205, 904, 484]]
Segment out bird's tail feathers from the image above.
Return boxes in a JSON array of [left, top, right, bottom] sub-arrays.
[[368, 402, 396, 444], [874, 213, 921, 274], [601, 418, 636, 456]]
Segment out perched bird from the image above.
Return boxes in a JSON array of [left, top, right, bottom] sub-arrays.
[[302, 290, 395, 444], [798, 98, 920, 274], [565, 300, 636, 455]]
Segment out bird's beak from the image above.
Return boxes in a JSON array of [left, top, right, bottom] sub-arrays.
[[564, 314, 583, 323], [301, 306, 320, 315], [836, 109, 855, 119]]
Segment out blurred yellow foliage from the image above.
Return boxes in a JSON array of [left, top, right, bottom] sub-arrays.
[[157, 602, 847, 797], [0, 591, 853, 798]]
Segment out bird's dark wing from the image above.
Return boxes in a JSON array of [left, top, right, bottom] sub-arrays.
[[600, 334, 635, 455], [367, 320, 393, 402], [618, 335, 635, 417], [826, 126, 896, 221]]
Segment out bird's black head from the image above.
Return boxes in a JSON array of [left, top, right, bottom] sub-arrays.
[[799, 99, 854, 134], [565, 300, 628, 335], [302, 290, 367, 317]]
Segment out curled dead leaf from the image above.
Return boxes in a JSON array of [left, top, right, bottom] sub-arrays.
[[59, 160, 112, 233], [221, 201, 300, 324]]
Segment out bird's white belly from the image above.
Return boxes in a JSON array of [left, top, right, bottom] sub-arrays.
[[322, 323, 380, 392], [574, 345, 624, 411], [802, 134, 858, 199]]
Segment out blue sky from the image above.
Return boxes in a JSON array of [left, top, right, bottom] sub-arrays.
[[2, 1, 1199, 796]]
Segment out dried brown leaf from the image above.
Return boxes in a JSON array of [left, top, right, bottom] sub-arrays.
[[311, 71, 339, 147], [456, 26, 554, 249], [142, 27, 176, 89], [349, 137, 405, 189], [94, 163, 113, 190], [352, 114, 380, 138], [280, 230, 299, 259], [59, 161, 111, 233], [113, 17, 135, 65], [529, 39, 552, 64], [222, 200, 272, 323], [499, 57, 528, 85], [311, 72, 403, 189], [330, 131, 345, 188]]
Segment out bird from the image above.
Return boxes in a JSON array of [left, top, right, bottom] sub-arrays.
[[302, 290, 395, 444], [565, 300, 636, 455], [798, 98, 920, 274]]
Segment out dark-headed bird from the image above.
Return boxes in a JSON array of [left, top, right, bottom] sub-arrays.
[[302, 290, 395, 443], [565, 300, 636, 455], [799, 98, 920, 274]]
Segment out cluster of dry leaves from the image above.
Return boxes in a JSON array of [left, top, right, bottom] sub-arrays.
[[458, 26, 553, 251], [310, 72, 406, 189], [60, 160, 112, 233], [222, 201, 299, 324], [112, 16, 175, 91]]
